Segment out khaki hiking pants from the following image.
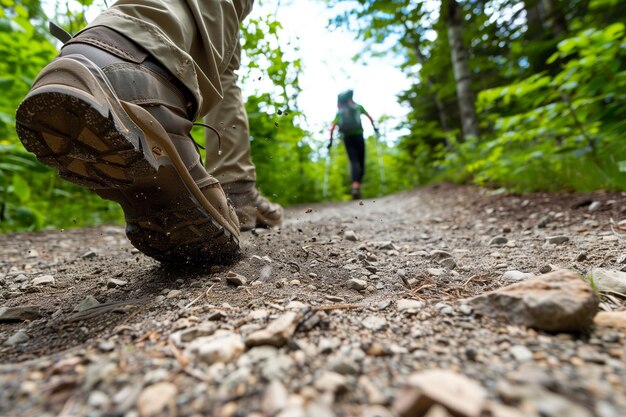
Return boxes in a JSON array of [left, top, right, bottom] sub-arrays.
[[84, 0, 257, 187]]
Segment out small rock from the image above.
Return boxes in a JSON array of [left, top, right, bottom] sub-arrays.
[[0, 306, 42, 322], [438, 258, 457, 270], [4, 330, 29, 346], [469, 269, 599, 332], [107, 278, 127, 288], [136, 382, 177, 417], [435, 303, 454, 315], [166, 289, 181, 299], [32, 275, 55, 286], [539, 265, 552, 274], [262, 353, 294, 381], [430, 250, 453, 260], [397, 299, 425, 313], [458, 304, 473, 315], [502, 271, 534, 282], [330, 357, 360, 375], [591, 268, 626, 294], [314, 372, 347, 394], [259, 265, 273, 282], [594, 311, 626, 330], [394, 369, 487, 417], [427, 268, 444, 277], [490, 236, 508, 246], [588, 201, 602, 212], [262, 380, 288, 416], [226, 271, 247, 287], [246, 311, 299, 348], [289, 279, 301, 286], [82, 250, 98, 259], [362, 315, 388, 331], [325, 295, 344, 303], [97, 341, 115, 352], [188, 331, 245, 364], [87, 390, 110, 409], [319, 337, 340, 354], [378, 300, 392, 310], [576, 253, 588, 262], [74, 296, 101, 312], [344, 230, 358, 242], [545, 236, 569, 245], [509, 345, 533, 362], [347, 278, 367, 291]]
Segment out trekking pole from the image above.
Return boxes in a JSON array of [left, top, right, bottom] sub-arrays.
[[375, 130, 387, 193], [322, 145, 331, 199]]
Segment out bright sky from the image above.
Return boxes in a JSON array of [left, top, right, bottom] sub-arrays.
[[246, 1, 411, 144]]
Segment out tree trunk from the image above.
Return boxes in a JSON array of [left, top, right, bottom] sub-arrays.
[[446, 0, 480, 139], [540, 0, 567, 37], [523, 0, 543, 40], [412, 44, 450, 132]]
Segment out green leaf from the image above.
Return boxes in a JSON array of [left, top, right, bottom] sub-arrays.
[[12, 174, 31, 203]]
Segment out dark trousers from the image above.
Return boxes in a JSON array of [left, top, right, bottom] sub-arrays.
[[343, 134, 365, 183]]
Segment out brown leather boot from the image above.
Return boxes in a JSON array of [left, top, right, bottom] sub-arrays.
[[223, 182, 283, 231], [16, 28, 240, 264]]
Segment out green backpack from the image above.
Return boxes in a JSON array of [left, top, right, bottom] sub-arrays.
[[337, 90, 363, 134]]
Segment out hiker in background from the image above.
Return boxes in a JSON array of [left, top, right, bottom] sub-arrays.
[[329, 90, 378, 200]]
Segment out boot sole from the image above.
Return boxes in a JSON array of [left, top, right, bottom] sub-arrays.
[[16, 59, 239, 264]]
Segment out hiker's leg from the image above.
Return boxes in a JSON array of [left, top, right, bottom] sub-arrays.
[[204, 41, 256, 185], [16, 1, 255, 263], [344, 135, 364, 184], [355, 133, 366, 183], [83, 0, 255, 118], [203, 31, 283, 230]]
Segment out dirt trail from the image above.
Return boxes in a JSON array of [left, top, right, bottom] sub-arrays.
[[1, 184, 625, 417]]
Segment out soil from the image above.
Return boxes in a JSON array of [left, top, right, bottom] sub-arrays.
[[1, 184, 625, 417]]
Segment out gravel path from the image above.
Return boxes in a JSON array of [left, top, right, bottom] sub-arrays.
[[1, 184, 625, 417]]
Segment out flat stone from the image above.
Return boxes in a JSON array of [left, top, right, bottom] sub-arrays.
[[74, 296, 101, 312], [397, 299, 425, 313], [347, 278, 367, 291], [594, 311, 626, 330], [82, 250, 97, 259], [136, 382, 177, 417], [226, 271, 247, 286], [502, 270, 535, 282], [545, 236, 569, 245], [32, 275, 55, 286], [188, 330, 245, 364], [4, 330, 29, 346], [344, 230, 358, 241], [427, 268, 444, 277], [490, 236, 508, 245], [393, 369, 487, 417], [362, 315, 388, 331], [166, 289, 181, 299], [469, 269, 599, 332], [107, 278, 127, 288], [245, 311, 299, 348], [262, 380, 288, 417], [509, 345, 533, 362], [0, 306, 42, 322], [591, 268, 626, 294], [330, 357, 360, 375], [314, 371, 348, 394]]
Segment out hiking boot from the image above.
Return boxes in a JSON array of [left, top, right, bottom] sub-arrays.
[[223, 183, 283, 231], [351, 185, 362, 200], [15, 27, 240, 264]]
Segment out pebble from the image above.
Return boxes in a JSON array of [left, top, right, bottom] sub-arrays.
[[107, 278, 127, 288], [82, 250, 98, 259], [74, 296, 100, 312], [262, 380, 288, 416], [166, 289, 181, 299], [545, 236, 569, 245], [509, 345, 533, 362], [314, 372, 348, 394], [0, 306, 42, 322], [347, 278, 367, 291], [502, 270, 534, 282], [87, 390, 110, 409], [325, 295, 344, 303], [344, 230, 358, 241], [427, 268, 444, 277], [362, 315, 388, 331], [330, 357, 360, 375], [246, 312, 299, 348], [4, 330, 29, 346], [588, 201, 602, 212], [188, 331, 245, 365], [226, 271, 247, 287], [490, 236, 508, 245], [136, 382, 177, 417], [590, 268, 626, 294], [32, 275, 55, 286]]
